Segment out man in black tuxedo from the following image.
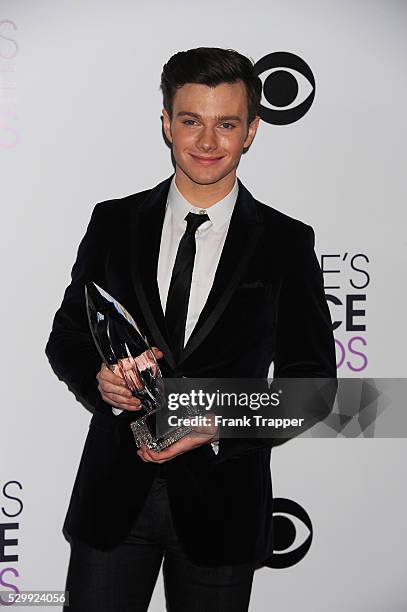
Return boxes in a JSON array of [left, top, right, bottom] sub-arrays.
[[46, 47, 337, 611]]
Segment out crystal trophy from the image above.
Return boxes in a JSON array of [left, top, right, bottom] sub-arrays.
[[85, 281, 197, 451]]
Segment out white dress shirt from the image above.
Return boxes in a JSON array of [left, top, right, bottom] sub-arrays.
[[113, 175, 239, 455], [157, 175, 238, 346]]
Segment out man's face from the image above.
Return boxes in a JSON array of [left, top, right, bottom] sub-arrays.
[[162, 80, 260, 186]]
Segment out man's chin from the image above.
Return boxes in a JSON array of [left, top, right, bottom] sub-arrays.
[[177, 165, 234, 187]]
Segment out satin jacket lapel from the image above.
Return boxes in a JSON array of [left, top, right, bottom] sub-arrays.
[[130, 174, 177, 370], [178, 178, 264, 365]]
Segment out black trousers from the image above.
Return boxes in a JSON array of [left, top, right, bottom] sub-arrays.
[[64, 474, 255, 611]]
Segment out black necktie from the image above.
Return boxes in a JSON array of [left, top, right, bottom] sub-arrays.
[[165, 211, 210, 361]]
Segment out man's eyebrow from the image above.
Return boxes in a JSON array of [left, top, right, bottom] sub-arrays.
[[176, 111, 242, 122]]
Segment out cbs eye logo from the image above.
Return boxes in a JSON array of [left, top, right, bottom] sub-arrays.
[[263, 498, 313, 569], [254, 52, 315, 125]]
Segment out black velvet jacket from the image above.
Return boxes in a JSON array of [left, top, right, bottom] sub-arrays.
[[45, 174, 337, 567]]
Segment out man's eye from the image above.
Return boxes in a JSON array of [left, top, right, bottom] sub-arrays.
[[220, 123, 235, 129], [183, 119, 197, 126]]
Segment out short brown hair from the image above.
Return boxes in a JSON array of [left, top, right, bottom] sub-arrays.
[[160, 47, 262, 126]]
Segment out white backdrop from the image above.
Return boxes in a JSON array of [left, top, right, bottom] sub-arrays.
[[1, 1, 406, 610]]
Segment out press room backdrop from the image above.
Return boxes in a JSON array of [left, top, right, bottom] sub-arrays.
[[1, 1, 406, 610]]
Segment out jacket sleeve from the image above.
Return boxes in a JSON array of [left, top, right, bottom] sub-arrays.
[[216, 223, 337, 462], [45, 202, 108, 408]]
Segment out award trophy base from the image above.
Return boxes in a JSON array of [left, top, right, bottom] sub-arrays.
[[130, 403, 200, 451], [130, 413, 194, 451]]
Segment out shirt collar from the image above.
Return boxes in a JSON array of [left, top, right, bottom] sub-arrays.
[[167, 174, 238, 231]]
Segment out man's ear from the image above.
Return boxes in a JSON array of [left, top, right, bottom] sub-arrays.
[[243, 115, 261, 149], [161, 108, 172, 144]]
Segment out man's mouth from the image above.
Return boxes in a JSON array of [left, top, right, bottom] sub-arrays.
[[189, 154, 224, 166]]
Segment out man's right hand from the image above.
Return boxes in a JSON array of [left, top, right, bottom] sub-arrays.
[[95, 347, 163, 411]]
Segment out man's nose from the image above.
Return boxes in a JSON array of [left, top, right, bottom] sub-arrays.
[[196, 127, 218, 151]]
